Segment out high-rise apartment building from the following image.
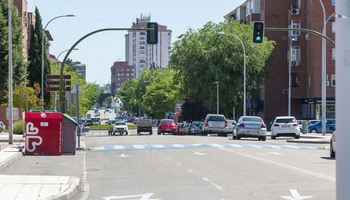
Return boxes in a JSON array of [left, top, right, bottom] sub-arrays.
[[72, 61, 87, 80], [125, 15, 172, 77], [225, 0, 335, 123], [111, 61, 135, 94]]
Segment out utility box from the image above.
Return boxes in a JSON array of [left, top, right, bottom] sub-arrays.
[[62, 114, 78, 155], [25, 112, 63, 155]]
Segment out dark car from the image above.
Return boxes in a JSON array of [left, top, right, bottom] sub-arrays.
[[157, 119, 177, 135]]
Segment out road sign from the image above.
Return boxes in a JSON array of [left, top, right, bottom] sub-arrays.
[[123, 115, 128, 120], [165, 112, 169, 117], [47, 87, 71, 92], [6, 108, 19, 120], [46, 74, 71, 79], [170, 113, 175, 118], [122, 110, 128, 115]]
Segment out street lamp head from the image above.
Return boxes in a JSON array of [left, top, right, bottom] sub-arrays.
[[217, 32, 225, 35], [66, 14, 76, 17], [212, 81, 219, 84]]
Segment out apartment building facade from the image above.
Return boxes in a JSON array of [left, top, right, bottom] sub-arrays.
[[72, 61, 87, 80], [111, 61, 135, 93], [225, 0, 335, 123], [125, 15, 172, 77]]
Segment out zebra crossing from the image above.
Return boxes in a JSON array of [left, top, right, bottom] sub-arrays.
[[89, 143, 318, 151]]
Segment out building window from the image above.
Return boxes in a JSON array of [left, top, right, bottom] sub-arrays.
[[140, 41, 146, 45], [332, 48, 336, 60], [117, 73, 120, 76], [332, 22, 335, 33], [140, 46, 145, 49], [117, 78, 120, 81], [127, 69, 129, 72], [289, 20, 300, 36], [140, 60, 146, 63], [331, 74, 336, 86], [288, 46, 300, 63], [127, 73, 129, 76], [140, 37, 145, 40], [140, 32, 146, 35]]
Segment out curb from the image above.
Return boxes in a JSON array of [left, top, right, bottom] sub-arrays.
[[48, 176, 81, 200], [286, 138, 330, 144], [0, 147, 23, 171]]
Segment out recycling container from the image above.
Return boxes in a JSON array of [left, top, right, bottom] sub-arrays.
[[25, 112, 63, 155], [62, 114, 78, 154]]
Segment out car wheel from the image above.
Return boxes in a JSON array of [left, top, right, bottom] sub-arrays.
[[157, 132, 161, 135], [232, 135, 237, 139], [311, 129, 318, 133], [149, 131, 152, 135], [223, 133, 228, 137], [237, 136, 241, 140], [295, 135, 300, 139], [271, 136, 276, 139], [262, 136, 266, 141], [330, 142, 335, 158]]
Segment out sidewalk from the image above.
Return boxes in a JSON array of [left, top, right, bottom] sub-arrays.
[[0, 133, 83, 200]]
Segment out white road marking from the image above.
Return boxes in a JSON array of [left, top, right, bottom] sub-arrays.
[[152, 145, 165, 148], [117, 154, 131, 158], [133, 145, 145, 149], [173, 144, 184, 148], [249, 144, 263, 148], [227, 144, 243, 148], [284, 145, 300, 149], [83, 153, 87, 181], [113, 145, 125, 150], [203, 177, 210, 182], [177, 162, 182, 166], [103, 193, 159, 200], [194, 151, 207, 156], [202, 178, 223, 190], [94, 146, 105, 150], [210, 144, 224, 148], [280, 189, 314, 200], [220, 148, 335, 182], [188, 169, 194, 173], [268, 145, 282, 149], [257, 152, 282, 156]]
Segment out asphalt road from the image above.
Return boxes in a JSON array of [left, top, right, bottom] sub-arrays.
[[85, 129, 335, 200]]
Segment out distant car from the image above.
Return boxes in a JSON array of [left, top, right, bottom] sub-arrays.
[[157, 119, 177, 135], [234, 116, 266, 141], [202, 114, 228, 137], [190, 121, 203, 134], [0, 121, 5, 130], [308, 119, 336, 133], [330, 131, 336, 158], [226, 120, 236, 134], [113, 121, 128, 135], [308, 120, 319, 125], [297, 120, 308, 133], [271, 116, 300, 139]]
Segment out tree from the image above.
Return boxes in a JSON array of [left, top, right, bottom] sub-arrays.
[[27, 7, 51, 107], [170, 20, 275, 116], [12, 84, 43, 111], [0, 0, 27, 105]]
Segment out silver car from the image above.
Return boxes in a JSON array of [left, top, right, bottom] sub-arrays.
[[234, 116, 267, 141], [202, 114, 228, 137]]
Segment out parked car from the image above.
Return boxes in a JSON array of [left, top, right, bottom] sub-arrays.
[[113, 121, 129, 135], [234, 116, 267, 141], [0, 121, 5, 130], [157, 119, 178, 135], [308, 119, 336, 133], [330, 131, 336, 158], [179, 122, 190, 135], [226, 120, 236, 134], [271, 116, 300, 139], [190, 121, 203, 134], [202, 114, 228, 137], [308, 120, 319, 125]]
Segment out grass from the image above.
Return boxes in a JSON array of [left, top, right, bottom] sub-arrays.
[[89, 124, 138, 129]]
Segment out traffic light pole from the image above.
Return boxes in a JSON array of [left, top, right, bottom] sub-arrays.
[[58, 27, 155, 113]]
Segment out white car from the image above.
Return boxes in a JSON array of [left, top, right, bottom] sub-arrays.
[[113, 121, 129, 135], [271, 116, 300, 139], [226, 120, 236, 134], [330, 131, 336, 158]]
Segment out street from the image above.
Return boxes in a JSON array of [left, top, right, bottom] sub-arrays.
[[1, 129, 335, 200]]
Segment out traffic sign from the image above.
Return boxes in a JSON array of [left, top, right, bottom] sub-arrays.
[[122, 110, 128, 115], [6, 108, 19, 120], [165, 112, 169, 117], [123, 115, 128, 120], [46, 74, 71, 79]]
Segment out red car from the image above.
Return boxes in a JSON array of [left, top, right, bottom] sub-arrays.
[[157, 119, 178, 135]]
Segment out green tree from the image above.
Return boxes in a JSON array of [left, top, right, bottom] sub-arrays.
[[27, 7, 51, 107], [170, 20, 275, 116], [0, 0, 27, 105], [12, 84, 43, 111]]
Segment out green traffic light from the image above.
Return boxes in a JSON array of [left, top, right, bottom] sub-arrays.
[[256, 36, 261, 41]]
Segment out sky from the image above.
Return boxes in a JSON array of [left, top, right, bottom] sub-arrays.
[[27, 0, 246, 85]]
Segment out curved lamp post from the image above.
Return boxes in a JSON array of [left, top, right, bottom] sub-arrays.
[[41, 14, 75, 110], [217, 32, 246, 116]]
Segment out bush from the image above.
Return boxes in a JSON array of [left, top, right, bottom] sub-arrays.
[[0, 126, 4, 133], [13, 121, 24, 135]]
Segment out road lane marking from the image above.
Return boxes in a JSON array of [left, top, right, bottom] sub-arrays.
[[280, 189, 314, 200], [220, 148, 335, 182], [188, 169, 194, 173], [89, 144, 317, 151]]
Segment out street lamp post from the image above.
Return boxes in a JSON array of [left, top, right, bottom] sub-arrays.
[[41, 14, 75, 110], [212, 82, 219, 114], [217, 32, 246, 116], [288, 37, 297, 116], [55, 48, 78, 110]]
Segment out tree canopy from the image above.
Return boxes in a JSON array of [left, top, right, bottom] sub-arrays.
[[170, 20, 275, 117]]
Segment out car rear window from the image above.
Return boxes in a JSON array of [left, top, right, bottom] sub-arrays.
[[115, 122, 126, 125], [162, 120, 174, 124], [242, 117, 263, 123], [208, 116, 225, 121], [276, 118, 296, 123]]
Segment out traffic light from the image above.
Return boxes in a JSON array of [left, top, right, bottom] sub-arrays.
[[252, 21, 264, 44], [147, 22, 158, 44]]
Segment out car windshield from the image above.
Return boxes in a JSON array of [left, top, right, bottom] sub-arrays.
[[276, 118, 296, 123], [208, 116, 225, 121], [242, 117, 262, 123], [115, 122, 126, 126], [162, 120, 174, 124]]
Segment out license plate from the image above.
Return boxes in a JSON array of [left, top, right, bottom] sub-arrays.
[[248, 131, 257, 134], [166, 129, 171, 131], [118, 128, 123, 131]]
